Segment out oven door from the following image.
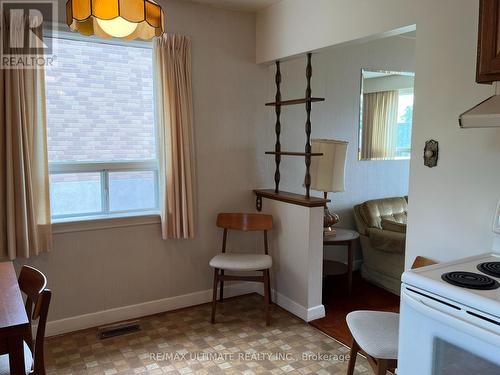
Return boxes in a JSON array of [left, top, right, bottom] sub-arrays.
[[398, 286, 500, 375]]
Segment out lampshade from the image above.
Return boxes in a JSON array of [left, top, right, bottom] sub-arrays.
[[66, 0, 165, 40], [310, 139, 348, 193]]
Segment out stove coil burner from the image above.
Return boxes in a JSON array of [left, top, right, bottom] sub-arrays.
[[477, 262, 500, 278], [441, 271, 499, 290]]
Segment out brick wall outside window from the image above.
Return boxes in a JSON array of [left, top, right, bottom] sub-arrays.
[[45, 38, 155, 162], [45, 38, 158, 217]]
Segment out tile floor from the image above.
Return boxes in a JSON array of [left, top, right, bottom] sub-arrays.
[[46, 294, 371, 374]]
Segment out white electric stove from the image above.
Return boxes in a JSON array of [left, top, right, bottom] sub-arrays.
[[398, 253, 500, 375]]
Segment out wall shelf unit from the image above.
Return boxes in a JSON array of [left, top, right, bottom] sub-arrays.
[[264, 151, 323, 157], [254, 189, 330, 211], [265, 97, 325, 106], [255, 53, 328, 211]]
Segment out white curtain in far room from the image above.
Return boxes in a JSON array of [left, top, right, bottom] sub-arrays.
[[361, 90, 399, 159]]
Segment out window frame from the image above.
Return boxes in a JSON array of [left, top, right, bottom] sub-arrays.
[[49, 161, 160, 220], [358, 69, 415, 161], [395, 88, 414, 159], [44, 26, 160, 222]]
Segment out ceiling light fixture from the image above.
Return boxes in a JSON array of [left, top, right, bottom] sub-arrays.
[[66, 0, 165, 40]]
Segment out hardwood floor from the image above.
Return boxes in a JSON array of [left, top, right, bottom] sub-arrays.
[[310, 271, 400, 346]]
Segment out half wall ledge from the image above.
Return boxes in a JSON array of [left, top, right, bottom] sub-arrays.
[[254, 189, 330, 212]]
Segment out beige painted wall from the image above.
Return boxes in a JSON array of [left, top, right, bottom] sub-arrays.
[[256, 0, 416, 63], [15, 0, 266, 322], [405, 0, 498, 268], [256, 35, 415, 265], [256, 0, 500, 270]]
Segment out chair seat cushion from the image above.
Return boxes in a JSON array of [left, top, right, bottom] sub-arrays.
[[346, 310, 399, 359], [0, 341, 33, 375], [209, 253, 272, 271]]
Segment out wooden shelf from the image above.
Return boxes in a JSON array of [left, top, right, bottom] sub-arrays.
[[265, 97, 325, 106], [264, 54, 324, 198], [265, 151, 323, 156], [254, 189, 329, 209]]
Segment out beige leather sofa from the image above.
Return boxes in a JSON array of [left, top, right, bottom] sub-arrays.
[[353, 197, 407, 295]]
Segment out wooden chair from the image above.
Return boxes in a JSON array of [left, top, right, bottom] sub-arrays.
[[209, 213, 273, 326], [346, 256, 437, 375], [0, 266, 52, 375], [411, 255, 437, 270]]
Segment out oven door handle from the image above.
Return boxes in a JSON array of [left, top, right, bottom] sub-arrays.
[[401, 290, 500, 346]]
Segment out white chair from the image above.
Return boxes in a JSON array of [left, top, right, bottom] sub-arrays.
[[209, 213, 273, 325], [346, 311, 399, 375], [346, 256, 437, 375]]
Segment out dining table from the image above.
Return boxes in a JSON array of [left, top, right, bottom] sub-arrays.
[[0, 261, 30, 375]]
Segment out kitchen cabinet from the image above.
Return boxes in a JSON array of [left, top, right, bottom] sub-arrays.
[[477, 0, 500, 83]]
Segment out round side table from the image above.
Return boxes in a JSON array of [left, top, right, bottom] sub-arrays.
[[323, 228, 360, 296]]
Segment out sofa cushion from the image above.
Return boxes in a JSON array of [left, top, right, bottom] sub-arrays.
[[381, 219, 407, 233], [367, 228, 406, 254], [360, 197, 408, 229]]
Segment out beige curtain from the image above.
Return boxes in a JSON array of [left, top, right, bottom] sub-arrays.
[[153, 34, 196, 239], [0, 13, 52, 259], [361, 90, 399, 159]]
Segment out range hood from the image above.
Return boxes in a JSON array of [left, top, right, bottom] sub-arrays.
[[459, 83, 500, 128]]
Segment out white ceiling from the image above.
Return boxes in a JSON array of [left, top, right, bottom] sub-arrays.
[[179, 0, 281, 12]]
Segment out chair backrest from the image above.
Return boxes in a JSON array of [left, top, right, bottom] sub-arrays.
[[18, 266, 51, 375], [217, 213, 273, 231], [411, 256, 437, 270], [216, 213, 273, 254]]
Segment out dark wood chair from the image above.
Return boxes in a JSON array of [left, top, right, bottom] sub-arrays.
[[209, 213, 273, 325], [0, 266, 51, 375], [346, 256, 437, 375]]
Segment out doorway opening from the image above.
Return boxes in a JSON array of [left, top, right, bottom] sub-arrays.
[[308, 28, 416, 345]]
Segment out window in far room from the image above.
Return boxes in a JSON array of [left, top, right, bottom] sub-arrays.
[[359, 69, 415, 160], [395, 88, 414, 159], [44, 35, 158, 220]]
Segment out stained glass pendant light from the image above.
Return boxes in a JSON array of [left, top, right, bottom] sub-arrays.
[[66, 0, 165, 40]]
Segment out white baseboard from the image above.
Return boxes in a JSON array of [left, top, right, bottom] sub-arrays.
[[272, 290, 325, 322], [45, 282, 255, 337], [45, 282, 325, 337], [306, 304, 326, 321], [253, 285, 325, 322]]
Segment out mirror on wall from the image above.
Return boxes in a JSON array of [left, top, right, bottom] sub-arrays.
[[359, 69, 415, 160]]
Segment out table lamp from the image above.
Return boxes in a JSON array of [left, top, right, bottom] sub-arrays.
[[310, 139, 348, 236]]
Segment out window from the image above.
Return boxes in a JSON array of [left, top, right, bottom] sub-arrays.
[[45, 36, 158, 220], [359, 69, 414, 160], [395, 89, 414, 159]]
